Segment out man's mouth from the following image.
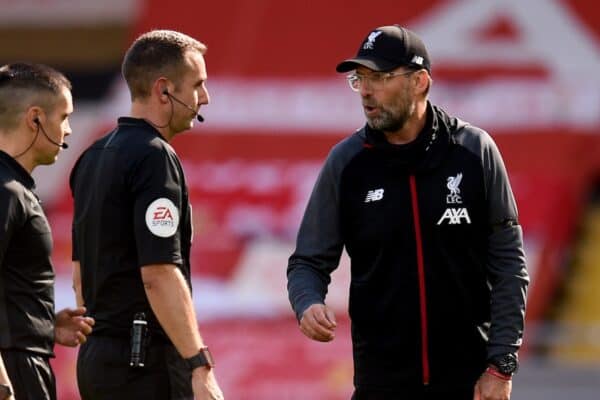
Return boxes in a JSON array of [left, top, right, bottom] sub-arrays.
[[363, 104, 378, 116]]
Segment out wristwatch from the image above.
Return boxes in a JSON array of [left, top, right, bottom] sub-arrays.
[[0, 383, 12, 400], [488, 353, 519, 376], [183, 347, 215, 370]]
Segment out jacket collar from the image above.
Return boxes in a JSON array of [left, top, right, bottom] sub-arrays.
[[363, 101, 450, 172]]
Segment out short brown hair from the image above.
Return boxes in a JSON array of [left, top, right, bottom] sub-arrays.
[[0, 62, 71, 131], [122, 30, 207, 101]]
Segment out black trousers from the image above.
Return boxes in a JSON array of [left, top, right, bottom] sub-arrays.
[[1, 349, 56, 400], [77, 336, 193, 400], [351, 385, 475, 400]]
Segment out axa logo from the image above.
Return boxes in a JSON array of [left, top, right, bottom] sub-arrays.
[[446, 173, 463, 204], [363, 31, 382, 50], [364, 188, 384, 203], [436, 208, 471, 225]]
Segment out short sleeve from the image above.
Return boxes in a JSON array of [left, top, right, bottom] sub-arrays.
[[71, 227, 79, 261], [130, 147, 184, 267], [70, 152, 83, 261], [0, 185, 22, 267]]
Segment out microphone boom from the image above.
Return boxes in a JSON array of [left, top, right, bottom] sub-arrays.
[[164, 91, 205, 123]]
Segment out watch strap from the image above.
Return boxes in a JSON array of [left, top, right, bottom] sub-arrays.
[[485, 366, 512, 381], [183, 347, 214, 370]]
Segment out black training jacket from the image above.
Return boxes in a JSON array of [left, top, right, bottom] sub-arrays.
[[287, 103, 528, 390]]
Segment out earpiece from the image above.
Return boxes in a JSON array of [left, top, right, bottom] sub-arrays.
[[161, 89, 204, 123], [33, 116, 69, 149]]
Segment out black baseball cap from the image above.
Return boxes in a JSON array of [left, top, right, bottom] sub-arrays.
[[336, 25, 431, 74]]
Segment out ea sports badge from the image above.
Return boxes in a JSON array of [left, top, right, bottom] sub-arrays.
[[145, 198, 179, 237]]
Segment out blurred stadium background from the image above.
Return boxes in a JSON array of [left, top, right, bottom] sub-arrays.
[[2, 0, 600, 398]]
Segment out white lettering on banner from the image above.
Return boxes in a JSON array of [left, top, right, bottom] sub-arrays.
[[173, 78, 598, 132], [411, 0, 600, 77], [182, 160, 322, 239], [182, 160, 320, 194], [98, 0, 600, 136]]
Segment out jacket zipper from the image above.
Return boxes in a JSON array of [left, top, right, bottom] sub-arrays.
[[409, 175, 430, 385]]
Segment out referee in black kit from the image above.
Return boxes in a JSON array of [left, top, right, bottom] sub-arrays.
[[0, 63, 94, 400], [70, 30, 224, 400]]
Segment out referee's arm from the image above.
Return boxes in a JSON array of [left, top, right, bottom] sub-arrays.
[[72, 261, 84, 307], [0, 354, 14, 400], [141, 264, 205, 358], [0, 189, 15, 399]]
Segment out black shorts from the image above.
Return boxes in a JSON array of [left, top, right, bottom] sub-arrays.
[[77, 336, 193, 400], [1, 349, 56, 400], [351, 385, 474, 400]]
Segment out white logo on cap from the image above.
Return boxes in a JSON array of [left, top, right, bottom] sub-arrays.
[[145, 198, 179, 237], [363, 31, 383, 50], [411, 55, 424, 65]]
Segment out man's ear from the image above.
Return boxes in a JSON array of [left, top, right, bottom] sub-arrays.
[[413, 70, 431, 97], [153, 77, 171, 103], [25, 106, 43, 131]]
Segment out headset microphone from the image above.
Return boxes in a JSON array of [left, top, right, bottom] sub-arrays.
[[162, 90, 204, 123], [34, 118, 68, 149]]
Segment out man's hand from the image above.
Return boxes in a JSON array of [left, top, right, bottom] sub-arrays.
[[192, 367, 224, 400], [0, 383, 13, 400], [54, 307, 95, 347], [474, 371, 512, 400], [299, 304, 337, 342]]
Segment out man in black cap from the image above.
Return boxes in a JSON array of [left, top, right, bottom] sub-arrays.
[[287, 25, 528, 400]]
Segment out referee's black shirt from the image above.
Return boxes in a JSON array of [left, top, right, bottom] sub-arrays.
[[0, 150, 55, 356], [70, 118, 193, 342]]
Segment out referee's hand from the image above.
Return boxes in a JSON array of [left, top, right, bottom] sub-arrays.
[[54, 307, 95, 347], [192, 367, 224, 400], [300, 304, 337, 342]]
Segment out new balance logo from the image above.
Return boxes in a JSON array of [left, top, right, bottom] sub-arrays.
[[411, 55, 424, 65], [436, 208, 472, 225], [364, 189, 384, 203]]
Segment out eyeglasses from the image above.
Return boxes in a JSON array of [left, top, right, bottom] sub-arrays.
[[346, 70, 416, 92]]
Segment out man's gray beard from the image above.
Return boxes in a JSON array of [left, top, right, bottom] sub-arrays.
[[366, 103, 414, 133]]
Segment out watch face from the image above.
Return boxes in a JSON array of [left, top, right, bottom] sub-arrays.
[[202, 348, 215, 367], [496, 354, 518, 375]]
